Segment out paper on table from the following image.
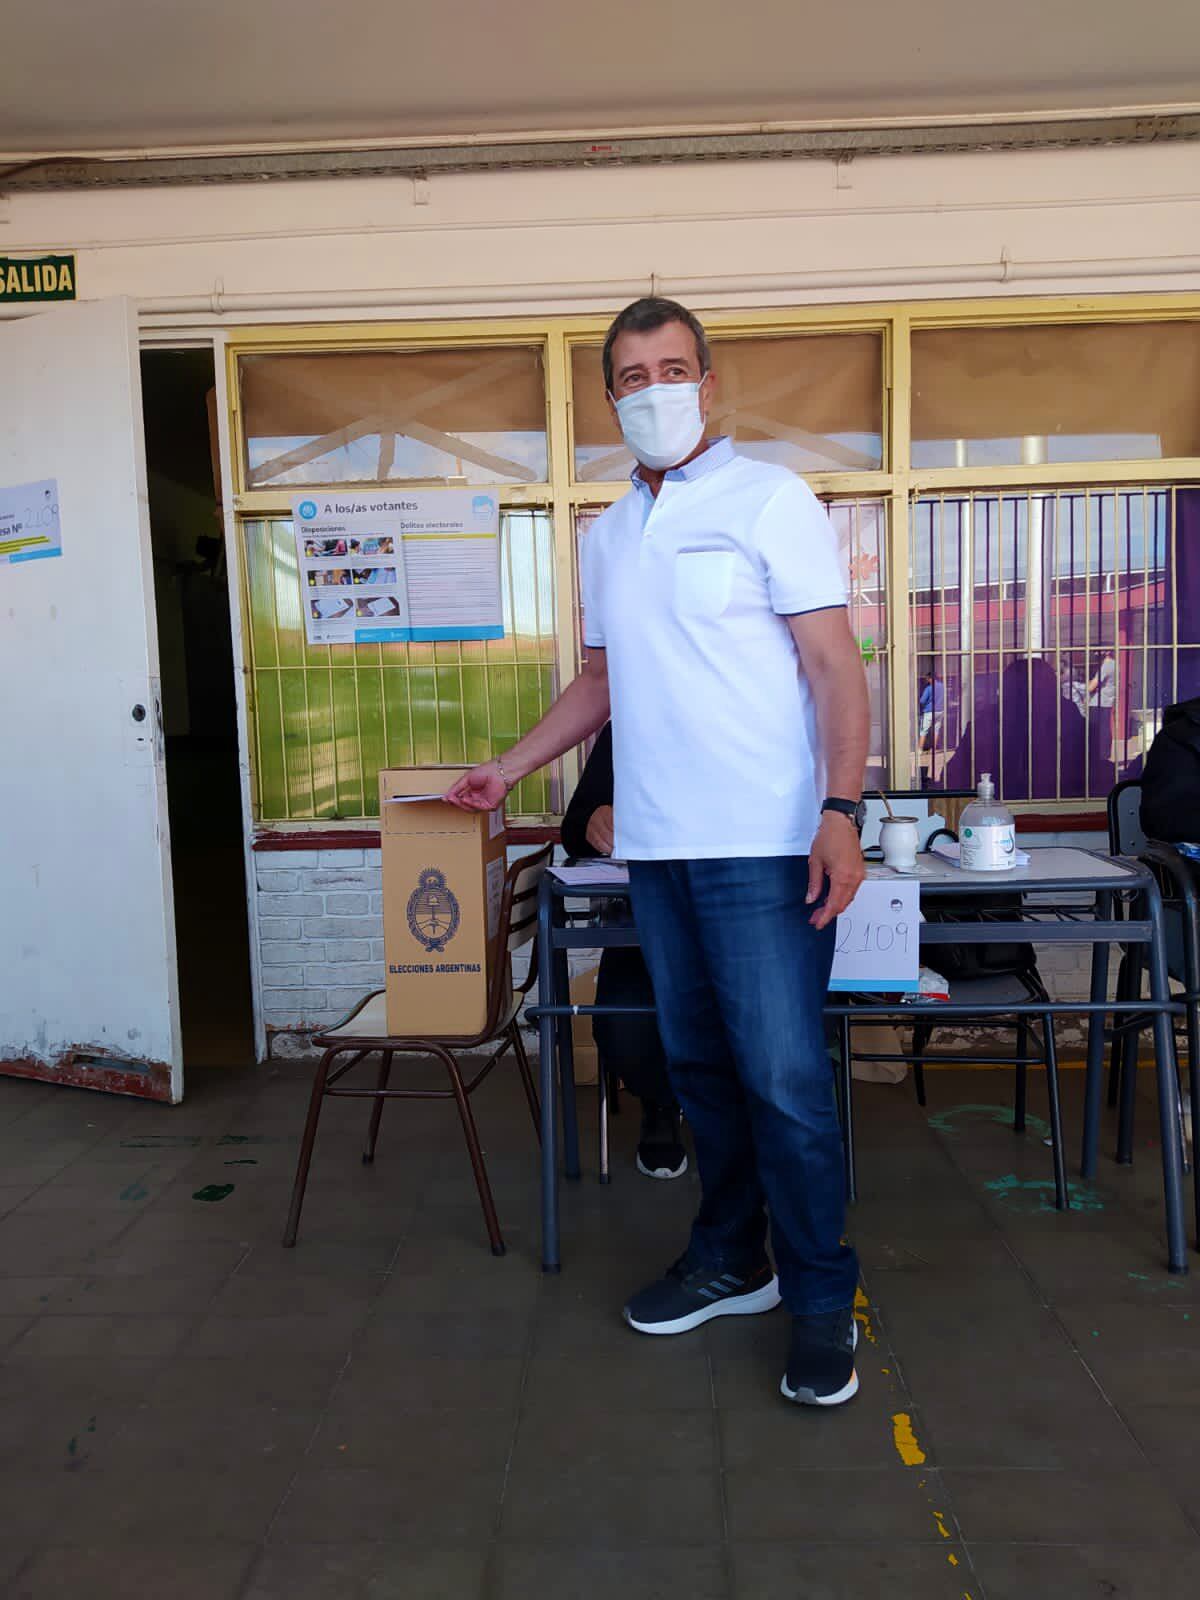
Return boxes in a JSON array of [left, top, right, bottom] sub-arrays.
[[549, 861, 631, 886]]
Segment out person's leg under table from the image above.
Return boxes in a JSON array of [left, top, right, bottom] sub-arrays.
[[593, 946, 685, 1180]]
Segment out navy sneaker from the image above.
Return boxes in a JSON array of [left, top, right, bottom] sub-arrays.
[[624, 1253, 781, 1335], [780, 1307, 859, 1406], [636, 1102, 688, 1180]]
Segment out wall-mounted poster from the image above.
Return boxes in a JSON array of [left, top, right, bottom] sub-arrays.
[[292, 489, 504, 647]]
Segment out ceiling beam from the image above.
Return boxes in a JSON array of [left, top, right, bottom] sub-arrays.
[[4, 111, 1200, 191]]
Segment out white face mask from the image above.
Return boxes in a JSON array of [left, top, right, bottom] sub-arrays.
[[612, 381, 705, 471]]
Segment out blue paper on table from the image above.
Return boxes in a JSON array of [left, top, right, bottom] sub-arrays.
[[828, 879, 920, 993]]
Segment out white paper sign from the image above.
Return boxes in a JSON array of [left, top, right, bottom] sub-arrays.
[[0, 478, 62, 565], [292, 488, 503, 646], [829, 879, 920, 993]]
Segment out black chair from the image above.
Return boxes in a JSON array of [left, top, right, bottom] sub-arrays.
[[837, 823, 1068, 1208], [1106, 779, 1197, 1180], [906, 887, 1068, 1208]]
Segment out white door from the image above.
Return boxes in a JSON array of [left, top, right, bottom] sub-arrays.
[[0, 298, 182, 1102]]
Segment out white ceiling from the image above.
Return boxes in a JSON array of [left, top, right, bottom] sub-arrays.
[[4, 0, 1200, 155]]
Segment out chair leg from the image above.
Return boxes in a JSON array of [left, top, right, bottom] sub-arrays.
[[433, 1045, 506, 1256], [1108, 952, 1131, 1109], [362, 1050, 394, 1165], [1116, 948, 1144, 1166], [282, 1046, 336, 1247], [509, 1024, 542, 1146], [1014, 1017, 1028, 1134], [911, 1024, 930, 1108], [1042, 1013, 1069, 1211]]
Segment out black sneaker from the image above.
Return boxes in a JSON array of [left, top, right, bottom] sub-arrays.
[[624, 1252, 781, 1335], [636, 1101, 688, 1180], [780, 1307, 859, 1406]]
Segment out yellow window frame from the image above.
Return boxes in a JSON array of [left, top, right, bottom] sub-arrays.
[[224, 293, 1200, 823]]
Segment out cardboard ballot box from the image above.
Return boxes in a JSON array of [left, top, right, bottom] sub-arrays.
[[380, 768, 507, 1037]]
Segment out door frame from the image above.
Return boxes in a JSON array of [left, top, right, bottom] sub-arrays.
[[141, 326, 266, 1063]]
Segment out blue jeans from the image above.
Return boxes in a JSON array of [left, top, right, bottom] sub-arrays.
[[628, 857, 859, 1316]]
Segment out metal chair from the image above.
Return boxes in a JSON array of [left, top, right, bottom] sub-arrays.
[[1106, 779, 1197, 1180], [282, 844, 553, 1256], [889, 830, 1068, 1207]]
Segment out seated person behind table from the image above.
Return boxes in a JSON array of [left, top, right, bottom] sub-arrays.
[[560, 723, 686, 1180]]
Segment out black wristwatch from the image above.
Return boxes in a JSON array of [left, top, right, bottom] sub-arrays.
[[822, 797, 866, 833]]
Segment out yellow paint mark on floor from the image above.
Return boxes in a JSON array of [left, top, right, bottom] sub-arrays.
[[854, 1286, 878, 1344], [890, 1411, 927, 1466], [933, 1509, 952, 1539], [948, 1552, 959, 1567]]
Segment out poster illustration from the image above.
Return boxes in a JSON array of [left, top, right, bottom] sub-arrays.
[[292, 489, 504, 646]]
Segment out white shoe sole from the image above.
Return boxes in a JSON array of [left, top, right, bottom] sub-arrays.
[[636, 1151, 689, 1180], [624, 1274, 782, 1335], [780, 1317, 860, 1406]]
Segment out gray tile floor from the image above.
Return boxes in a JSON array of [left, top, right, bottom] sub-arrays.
[[1, 1055, 1199, 1598]]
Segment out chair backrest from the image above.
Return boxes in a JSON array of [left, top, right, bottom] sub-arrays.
[[506, 844, 552, 955], [1108, 778, 1146, 856]]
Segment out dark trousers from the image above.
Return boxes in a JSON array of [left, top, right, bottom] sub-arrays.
[[628, 856, 859, 1316], [592, 947, 674, 1107]]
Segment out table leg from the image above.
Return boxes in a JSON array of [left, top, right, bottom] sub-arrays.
[[554, 947, 581, 1181], [598, 1059, 611, 1185], [1081, 893, 1113, 1180], [537, 883, 561, 1273], [1145, 879, 1189, 1273], [839, 1015, 857, 1204]]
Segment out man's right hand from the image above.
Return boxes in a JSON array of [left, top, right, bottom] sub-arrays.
[[444, 761, 509, 812], [585, 804, 615, 857]]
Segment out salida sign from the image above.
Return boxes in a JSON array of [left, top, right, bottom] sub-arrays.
[[0, 255, 76, 304]]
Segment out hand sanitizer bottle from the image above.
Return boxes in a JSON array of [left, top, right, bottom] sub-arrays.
[[959, 773, 1016, 871]]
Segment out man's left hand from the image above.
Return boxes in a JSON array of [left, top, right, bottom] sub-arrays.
[[807, 815, 865, 930]]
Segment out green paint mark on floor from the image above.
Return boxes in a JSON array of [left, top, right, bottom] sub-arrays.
[[224, 1158, 258, 1166], [984, 1173, 1104, 1213], [1128, 1271, 1186, 1293], [192, 1184, 235, 1204], [928, 1103, 1052, 1140], [119, 1180, 149, 1202], [216, 1135, 284, 1147]]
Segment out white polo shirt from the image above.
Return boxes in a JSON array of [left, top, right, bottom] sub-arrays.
[[580, 438, 848, 861]]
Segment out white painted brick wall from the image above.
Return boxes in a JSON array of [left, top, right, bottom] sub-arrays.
[[257, 847, 385, 1034]]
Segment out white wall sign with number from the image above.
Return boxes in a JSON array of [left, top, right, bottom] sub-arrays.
[[829, 879, 920, 993]]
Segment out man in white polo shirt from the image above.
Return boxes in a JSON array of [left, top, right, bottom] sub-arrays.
[[447, 297, 869, 1406]]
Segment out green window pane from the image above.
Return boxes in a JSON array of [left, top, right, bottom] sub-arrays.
[[239, 512, 559, 820]]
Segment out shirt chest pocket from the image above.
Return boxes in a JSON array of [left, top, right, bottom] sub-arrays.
[[673, 549, 736, 619]]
